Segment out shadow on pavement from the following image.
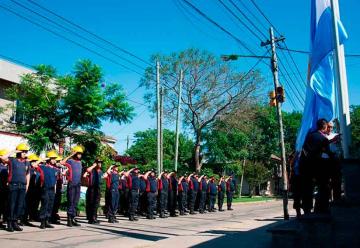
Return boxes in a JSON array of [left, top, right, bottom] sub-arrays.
[[87, 225, 168, 242], [192, 221, 281, 248]]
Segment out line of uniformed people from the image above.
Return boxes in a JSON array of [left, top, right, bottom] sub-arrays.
[[0, 143, 238, 232], [0, 143, 85, 232], [98, 167, 237, 222]]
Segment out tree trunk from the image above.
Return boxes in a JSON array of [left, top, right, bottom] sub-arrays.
[[194, 131, 202, 173]]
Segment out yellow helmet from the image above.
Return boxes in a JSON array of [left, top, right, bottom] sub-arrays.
[[16, 143, 30, 152], [47, 150, 58, 159], [56, 156, 63, 161], [0, 149, 8, 156], [72, 145, 84, 154], [28, 154, 40, 161]]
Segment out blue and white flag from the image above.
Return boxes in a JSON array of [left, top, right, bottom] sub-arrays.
[[295, 0, 348, 151]]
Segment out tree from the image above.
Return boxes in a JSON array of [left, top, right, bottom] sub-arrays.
[[351, 105, 360, 158], [142, 48, 264, 172], [126, 129, 194, 172], [6, 60, 134, 153]]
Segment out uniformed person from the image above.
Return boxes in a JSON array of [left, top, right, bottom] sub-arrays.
[[168, 171, 178, 217], [177, 174, 188, 216], [138, 173, 147, 217], [158, 170, 169, 218], [208, 176, 217, 212], [217, 176, 226, 211], [226, 175, 236, 210], [38, 151, 59, 229], [61, 145, 84, 227], [104, 165, 120, 223], [145, 170, 157, 219], [51, 156, 64, 224], [188, 173, 199, 215], [126, 167, 140, 221], [84, 158, 103, 224], [0, 149, 9, 229], [23, 154, 43, 227], [119, 169, 128, 216], [198, 175, 208, 214], [2, 143, 31, 232]]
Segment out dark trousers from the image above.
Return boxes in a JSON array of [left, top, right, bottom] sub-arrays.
[[189, 190, 197, 212], [0, 187, 8, 222], [226, 191, 233, 209], [178, 190, 187, 213], [291, 175, 302, 210], [129, 189, 139, 218], [66, 183, 81, 218], [25, 186, 41, 221], [209, 194, 216, 211], [168, 190, 177, 215], [218, 191, 224, 210], [159, 190, 168, 215], [119, 189, 128, 215], [139, 192, 147, 215], [108, 188, 119, 219], [329, 158, 342, 201], [8, 183, 26, 221], [39, 187, 55, 220], [199, 191, 207, 212], [51, 185, 62, 221], [147, 192, 156, 218], [86, 186, 101, 221]]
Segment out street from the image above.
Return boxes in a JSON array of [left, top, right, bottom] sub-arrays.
[[0, 200, 287, 248]]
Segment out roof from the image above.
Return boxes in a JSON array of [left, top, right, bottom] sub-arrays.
[[0, 58, 35, 84]]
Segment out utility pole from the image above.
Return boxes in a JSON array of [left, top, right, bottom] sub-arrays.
[[239, 157, 246, 198], [126, 135, 130, 151], [156, 61, 161, 175], [174, 69, 183, 172], [160, 86, 164, 172], [330, 0, 351, 159], [261, 27, 289, 220]]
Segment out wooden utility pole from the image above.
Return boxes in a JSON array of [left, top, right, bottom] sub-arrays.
[[261, 27, 289, 220], [156, 61, 161, 175], [174, 69, 183, 172]]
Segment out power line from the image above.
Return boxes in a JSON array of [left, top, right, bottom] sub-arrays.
[[250, 0, 282, 35], [0, 4, 144, 76], [278, 46, 360, 57], [10, 0, 147, 72], [217, 0, 265, 42], [235, 0, 268, 32], [227, 0, 268, 40], [25, 0, 151, 66], [181, 0, 258, 56]]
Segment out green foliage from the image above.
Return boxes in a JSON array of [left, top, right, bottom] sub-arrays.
[[126, 129, 194, 172], [142, 48, 264, 171], [244, 162, 271, 196], [351, 105, 360, 158], [6, 60, 134, 153]]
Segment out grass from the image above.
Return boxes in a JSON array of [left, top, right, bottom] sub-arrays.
[[230, 196, 275, 203]]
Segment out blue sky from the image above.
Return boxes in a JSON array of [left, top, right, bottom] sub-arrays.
[[1, 0, 359, 153]]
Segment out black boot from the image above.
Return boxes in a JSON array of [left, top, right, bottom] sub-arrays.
[[13, 221, 23, 231], [67, 216, 73, 227], [72, 218, 81, 227], [6, 221, 14, 232], [45, 219, 54, 228], [40, 219, 46, 229]]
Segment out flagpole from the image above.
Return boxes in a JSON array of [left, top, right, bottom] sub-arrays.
[[330, 0, 351, 159]]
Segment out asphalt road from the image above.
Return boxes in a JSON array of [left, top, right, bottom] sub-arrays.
[[0, 200, 289, 248]]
